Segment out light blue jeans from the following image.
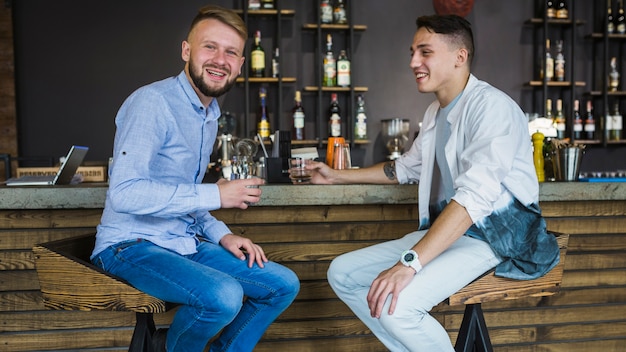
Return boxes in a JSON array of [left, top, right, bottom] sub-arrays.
[[92, 238, 299, 352], [327, 230, 501, 352]]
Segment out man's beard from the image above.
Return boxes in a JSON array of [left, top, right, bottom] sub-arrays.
[[189, 62, 238, 98]]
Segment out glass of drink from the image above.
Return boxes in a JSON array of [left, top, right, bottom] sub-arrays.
[[288, 157, 313, 184]]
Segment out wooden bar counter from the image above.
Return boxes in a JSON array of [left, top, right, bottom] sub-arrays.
[[1, 182, 625, 351]]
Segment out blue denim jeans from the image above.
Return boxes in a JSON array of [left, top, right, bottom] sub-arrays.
[[327, 230, 501, 352], [92, 239, 299, 352]]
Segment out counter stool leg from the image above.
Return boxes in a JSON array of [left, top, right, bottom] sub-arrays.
[[128, 312, 156, 352], [454, 303, 493, 352]]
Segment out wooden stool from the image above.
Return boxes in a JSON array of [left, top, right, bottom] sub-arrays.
[[448, 231, 569, 352], [33, 233, 174, 352]]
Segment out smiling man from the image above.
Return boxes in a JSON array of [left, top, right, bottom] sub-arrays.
[[90, 5, 299, 352], [308, 14, 559, 351]]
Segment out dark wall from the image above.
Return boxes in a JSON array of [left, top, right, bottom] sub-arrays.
[[12, 0, 626, 171]]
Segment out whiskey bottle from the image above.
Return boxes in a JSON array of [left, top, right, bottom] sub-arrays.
[[609, 57, 620, 92], [320, 0, 333, 24], [257, 88, 271, 141], [546, 0, 556, 19], [336, 50, 351, 87], [354, 94, 368, 140], [544, 39, 554, 81], [323, 34, 336, 87], [573, 99, 583, 140], [292, 90, 305, 141], [608, 0, 615, 34], [333, 0, 347, 24], [618, 0, 626, 34], [584, 100, 596, 140], [554, 99, 566, 140], [251, 30, 265, 78], [609, 103, 623, 141], [271, 47, 280, 78], [328, 93, 342, 137], [554, 40, 565, 82], [556, 0, 568, 19]]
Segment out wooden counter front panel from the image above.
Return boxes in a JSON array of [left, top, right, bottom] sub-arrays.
[[1, 200, 626, 351]]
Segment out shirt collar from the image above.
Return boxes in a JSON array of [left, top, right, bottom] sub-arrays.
[[175, 70, 221, 121]]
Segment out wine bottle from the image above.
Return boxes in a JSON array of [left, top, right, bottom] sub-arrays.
[[545, 98, 553, 120], [320, 0, 333, 24], [328, 93, 342, 137], [260, 0, 274, 9], [354, 94, 368, 140], [251, 30, 265, 78], [609, 56, 620, 92], [554, 40, 565, 82], [554, 99, 566, 140], [323, 34, 336, 87], [545, 39, 554, 81], [618, 0, 626, 34], [556, 0, 568, 19], [257, 88, 271, 141], [333, 0, 347, 24], [546, 0, 556, 19], [292, 90, 305, 141], [609, 102, 623, 141], [573, 99, 583, 140], [271, 47, 280, 78], [608, 0, 615, 34], [584, 100, 596, 140], [336, 50, 351, 87], [248, 0, 261, 10]]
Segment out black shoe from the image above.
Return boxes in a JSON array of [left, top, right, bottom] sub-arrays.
[[152, 328, 168, 352]]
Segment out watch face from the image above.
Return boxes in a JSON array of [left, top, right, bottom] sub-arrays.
[[403, 252, 415, 262]]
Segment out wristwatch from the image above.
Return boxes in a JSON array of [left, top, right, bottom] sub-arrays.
[[400, 249, 422, 274]]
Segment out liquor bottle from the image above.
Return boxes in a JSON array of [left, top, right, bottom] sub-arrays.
[[333, 0, 348, 24], [323, 34, 336, 87], [328, 93, 342, 137], [354, 94, 368, 140], [609, 102, 623, 140], [556, 0, 568, 19], [260, 0, 274, 9], [608, 0, 615, 34], [554, 99, 566, 139], [573, 99, 583, 140], [250, 30, 265, 78], [618, 0, 626, 33], [609, 56, 620, 92], [554, 40, 565, 82], [320, 0, 333, 24], [292, 90, 305, 141], [336, 49, 351, 87], [257, 88, 271, 141], [545, 98, 553, 120], [584, 100, 596, 140], [271, 47, 280, 78], [545, 39, 554, 81], [546, 0, 556, 19], [248, 0, 261, 10]]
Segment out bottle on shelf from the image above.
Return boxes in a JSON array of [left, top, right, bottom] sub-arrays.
[[573, 99, 583, 140], [543, 39, 554, 81], [328, 93, 342, 138], [546, 0, 556, 19], [257, 87, 271, 141], [333, 0, 348, 24], [556, 0, 568, 19], [248, 0, 261, 10], [320, 0, 333, 24], [609, 56, 620, 92], [251, 30, 265, 78], [323, 34, 336, 87], [618, 0, 626, 33], [545, 98, 553, 120], [271, 47, 280, 78], [584, 100, 596, 140], [609, 102, 623, 141], [354, 94, 368, 140], [292, 90, 305, 141], [260, 0, 274, 9], [336, 49, 351, 87], [554, 99, 566, 139], [554, 40, 565, 82], [608, 0, 615, 34]]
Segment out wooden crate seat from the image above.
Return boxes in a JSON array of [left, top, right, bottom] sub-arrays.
[[33, 233, 173, 352], [448, 231, 569, 352]]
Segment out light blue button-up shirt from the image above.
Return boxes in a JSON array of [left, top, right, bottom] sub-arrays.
[[92, 71, 230, 258]]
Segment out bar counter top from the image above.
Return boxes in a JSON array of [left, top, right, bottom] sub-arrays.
[[1, 181, 625, 209]]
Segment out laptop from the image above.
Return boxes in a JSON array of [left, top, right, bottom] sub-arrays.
[[5, 145, 89, 186]]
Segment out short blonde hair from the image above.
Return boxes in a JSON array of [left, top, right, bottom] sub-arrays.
[[189, 5, 247, 42]]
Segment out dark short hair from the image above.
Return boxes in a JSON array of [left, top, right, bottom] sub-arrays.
[[189, 5, 247, 42], [416, 14, 474, 65]]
